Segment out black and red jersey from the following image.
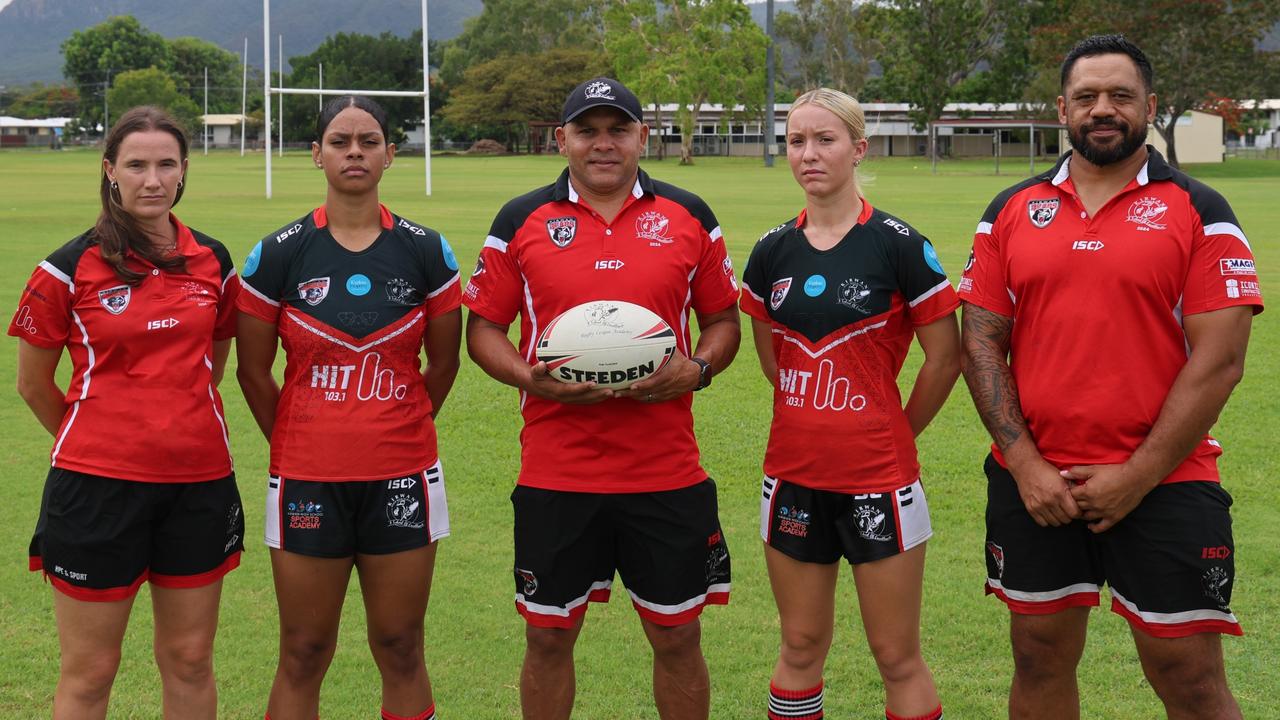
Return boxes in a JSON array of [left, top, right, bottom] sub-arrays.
[[463, 168, 740, 493], [741, 201, 959, 493], [238, 205, 461, 481], [8, 215, 239, 483], [958, 147, 1263, 483]]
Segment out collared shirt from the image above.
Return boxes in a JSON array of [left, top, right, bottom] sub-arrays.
[[8, 215, 239, 482], [238, 205, 461, 481], [464, 168, 740, 493], [958, 147, 1264, 483], [741, 200, 959, 493]]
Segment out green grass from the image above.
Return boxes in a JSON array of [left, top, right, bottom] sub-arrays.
[[0, 149, 1276, 719]]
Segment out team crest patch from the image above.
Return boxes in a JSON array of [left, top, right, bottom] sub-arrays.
[[987, 541, 1005, 579], [584, 80, 615, 100], [546, 217, 577, 248], [385, 278, 423, 305], [853, 505, 891, 542], [98, 285, 131, 315], [386, 493, 424, 529], [1027, 198, 1059, 229], [770, 277, 792, 310], [516, 568, 539, 596], [1126, 196, 1169, 231], [297, 277, 330, 306], [636, 210, 673, 244], [837, 277, 872, 312]]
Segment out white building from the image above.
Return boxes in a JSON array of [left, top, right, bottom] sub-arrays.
[[0, 116, 71, 147], [200, 114, 253, 147]]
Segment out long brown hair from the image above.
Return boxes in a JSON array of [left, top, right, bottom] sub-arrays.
[[94, 106, 189, 285]]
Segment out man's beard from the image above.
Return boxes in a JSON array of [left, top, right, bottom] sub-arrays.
[[1068, 117, 1148, 166]]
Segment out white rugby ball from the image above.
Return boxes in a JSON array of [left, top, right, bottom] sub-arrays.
[[536, 300, 678, 389]]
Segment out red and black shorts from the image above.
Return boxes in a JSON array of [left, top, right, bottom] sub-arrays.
[[29, 467, 244, 602], [264, 460, 450, 557], [983, 453, 1242, 637], [760, 475, 933, 565], [511, 478, 731, 629]]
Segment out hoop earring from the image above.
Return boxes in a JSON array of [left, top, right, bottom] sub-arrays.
[[177, 179, 184, 190], [110, 180, 119, 190]]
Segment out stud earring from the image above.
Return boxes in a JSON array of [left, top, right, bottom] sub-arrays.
[[110, 180, 119, 190], [177, 179, 184, 190]]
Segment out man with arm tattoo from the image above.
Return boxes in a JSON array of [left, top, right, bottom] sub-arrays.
[[958, 35, 1261, 720]]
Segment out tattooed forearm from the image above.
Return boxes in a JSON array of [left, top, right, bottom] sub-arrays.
[[960, 303, 1026, 451]]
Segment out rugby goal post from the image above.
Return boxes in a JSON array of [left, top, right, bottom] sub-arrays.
[[261, 0, 432, 198]]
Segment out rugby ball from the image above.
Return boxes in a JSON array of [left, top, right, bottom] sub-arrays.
[[536, 300, 678, 389]]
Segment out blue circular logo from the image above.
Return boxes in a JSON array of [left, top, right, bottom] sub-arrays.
[[804, 274, 827, 297], [346, 274, 371, 296], [243, 241, 262, 277], [440, 235, 458, 271], [923, 241, 945, 275]]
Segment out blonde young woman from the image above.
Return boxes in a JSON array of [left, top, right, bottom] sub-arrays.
[[740, 88, 961, 720]]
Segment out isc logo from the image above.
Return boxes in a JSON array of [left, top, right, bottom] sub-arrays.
[[594, 259, 625, 270], [1071, 240, 1105, 252], [388, 477, 416, 490], [147, 317, 180, 330], [275, 223, 303, 243]]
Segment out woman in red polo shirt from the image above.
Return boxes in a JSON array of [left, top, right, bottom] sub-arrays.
[[9, 106, 243, 720], [237, 95, 461, 720]]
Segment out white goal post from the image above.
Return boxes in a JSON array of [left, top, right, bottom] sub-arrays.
[[261, 0, 432, 197]]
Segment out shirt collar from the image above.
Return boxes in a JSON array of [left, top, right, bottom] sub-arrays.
[[555, 167, 652, 204], [1049, 144, 1169, 188], [312, 203, 394, 230]]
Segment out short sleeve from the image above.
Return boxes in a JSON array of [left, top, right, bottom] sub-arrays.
[[739, 236, 774, 322], [1181, 187, 1263, 316], [690, 223, 740, 315], [897, 232, 960, 326], [8, 260, 75, 349], [214, 272, 240, 340], [957, 206, 1014, 317], [237, 238, 285, 323], [423, 233, 463, 318], [462, 217, 526, 325]]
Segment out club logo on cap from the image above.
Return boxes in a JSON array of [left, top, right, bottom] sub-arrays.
[[585, 81, 615, 100]]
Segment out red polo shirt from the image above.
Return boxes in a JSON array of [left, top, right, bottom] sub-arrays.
[[464, 168, 740, 493]]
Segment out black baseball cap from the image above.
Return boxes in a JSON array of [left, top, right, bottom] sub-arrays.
[[561, 77, 643, 124]]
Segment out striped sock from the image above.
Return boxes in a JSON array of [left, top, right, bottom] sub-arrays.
[[381, 704, 436, 720], [768, 681, 824, 719], [886, 704, 942, 720]]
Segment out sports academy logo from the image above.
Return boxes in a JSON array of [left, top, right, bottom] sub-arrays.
[[776, 504, 811, 538], [546, 216, 577, 248], [297, 277, 330, 306], [1126, 196, 1168, 231], [287, 500, 324, 529], [636, 211, 673, 245], [770, 277, 792, 311], [1027, 198, 1059, 229], [98, 285, 131, 315]]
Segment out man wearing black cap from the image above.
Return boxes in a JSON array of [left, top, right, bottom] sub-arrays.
[[463, 77, 741, 719]]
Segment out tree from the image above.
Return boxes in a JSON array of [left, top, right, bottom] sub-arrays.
[[774, 0, 881, 95], [168, 37, 242, 114], [606, 0, 769, 165], [106, 67, 202, 135], [1033, 0, 1280, 167], [439, 0, 606, 87], [61, 16, 173, 130], [868, 0, 1016, 148], [6, 83, 80, 118], [441, 48, 611, 150]]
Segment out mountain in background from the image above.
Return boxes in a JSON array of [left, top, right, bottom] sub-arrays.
[[0, 0, 482, 86]]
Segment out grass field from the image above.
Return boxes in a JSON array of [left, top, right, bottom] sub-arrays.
[[0, 148, 1276, 719]]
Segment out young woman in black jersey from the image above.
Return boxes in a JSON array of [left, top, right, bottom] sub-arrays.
[[237, 96, 462, 720], [10, 106, 244, 720], [740, 88, 962, 720]]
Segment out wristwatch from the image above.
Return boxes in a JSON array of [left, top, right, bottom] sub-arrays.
[[691, 357, 712, 391]]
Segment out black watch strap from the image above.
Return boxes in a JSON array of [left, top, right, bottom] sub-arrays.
[[691, 357, 712, 391]]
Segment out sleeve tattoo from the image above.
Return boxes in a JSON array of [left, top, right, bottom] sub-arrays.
[[961, 303, 1027, 451]]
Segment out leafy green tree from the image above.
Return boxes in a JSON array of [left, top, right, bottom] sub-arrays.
[[606, 0, 769, 165], [775, 0, 881, 95], [868, 0, 1017, 148], [168, 37, 242, 114], [441, 48, 610, 150], [1032, 0, 1280, 167], [106, 67, 202, 135], [62, 16, 173, 130], [440, 0, 606, 86], [6, 83, 80, 118]]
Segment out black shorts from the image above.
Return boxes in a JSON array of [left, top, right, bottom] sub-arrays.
[[983, 454, 1241, 637], [511, 478, 731, 629], [29, 467, 244, 601], [760, 476, 933, 565], [264, 461, 450, 558]]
